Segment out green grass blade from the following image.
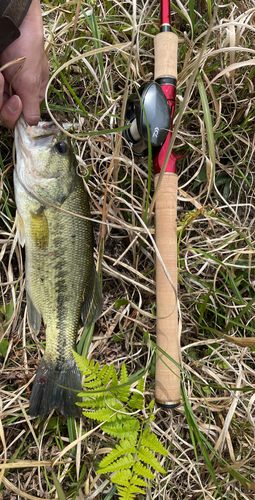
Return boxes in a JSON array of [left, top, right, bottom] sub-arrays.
[[81, 7, 109, 108], [60, 71, 87, 116], [182, 386, 222, 498], [197, 72, 215, 198], [66, 418, 76, 455], [51, 470, 67, 500], [206, 0, 212, 20], [189, 0, 195, 33]]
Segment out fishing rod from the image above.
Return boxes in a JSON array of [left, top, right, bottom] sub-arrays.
[[153, 0, 180, 408], [124, 0, 181, 408]]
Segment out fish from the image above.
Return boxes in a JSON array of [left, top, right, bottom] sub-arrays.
[[14, 116, 101, 418]]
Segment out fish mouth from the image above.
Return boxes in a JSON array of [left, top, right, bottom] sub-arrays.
[[14, 115, 66, 202], [15, 115, 65, 163], [16, 115, 61, 142]]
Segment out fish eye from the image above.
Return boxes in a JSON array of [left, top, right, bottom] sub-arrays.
[[55, 141, 68, 155]]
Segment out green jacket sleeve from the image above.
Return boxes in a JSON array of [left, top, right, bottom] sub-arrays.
[[0, 0, 32, 52]]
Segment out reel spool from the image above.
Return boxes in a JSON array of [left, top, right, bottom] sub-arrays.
[[123, 81, 172, 156]]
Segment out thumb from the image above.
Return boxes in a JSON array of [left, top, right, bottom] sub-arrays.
[[22, 94, 41, 126], [18, 79, 41, 125], [0, 95, 22, 129]]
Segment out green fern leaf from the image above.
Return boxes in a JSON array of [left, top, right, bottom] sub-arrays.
[[128, 378, 144, 410], [111, 472, 148, 490], [78, 395, 106, 407], [98, 363, 114, 386], [133, 461, 154, 480], [81, 378, 103, 389], [97, 363, 110, 378], [73, 355, 163, 499], [137, 377, 144, 392], [113, 410, 128, 422], [110, 368, 118, 389], [111, 469, 132, 486], [72, 351, 92, 373], [83, 406, 117, 422], [98, 454, 135, 474], [99, 440, 136, 468], [138, 446, 165, 473], [105, 364, 115, 385], [130, 475, 148, 488], [149, 398, 155, 410], [118, 363, 130, 402], [141, 428, 168, 456], [102, 418, 139, 439], [120, 363, 128, 383], [83, 361, 100, 380], [117, 484, 145, 499], [117, 489, 137, 500]]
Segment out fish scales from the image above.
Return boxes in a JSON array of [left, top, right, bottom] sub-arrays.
[[14, 116, 101, 418], [24, 182, 93, 361]]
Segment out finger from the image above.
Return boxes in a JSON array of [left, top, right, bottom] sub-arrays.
[[17, 76, 41, 126], [0, 94, 22, 129], [21, 92, 41, 126], [21, 60, 49, 125]]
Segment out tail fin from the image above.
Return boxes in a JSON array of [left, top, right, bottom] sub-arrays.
[[29, 358, 82, 418]]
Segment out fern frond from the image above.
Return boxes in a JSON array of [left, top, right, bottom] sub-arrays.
[[133, 461, 154, 480], [110, 368, 118, 388], [112, 472, 148, 489], [95, 395, 121, 408], [97, 362, 112, 379], [73, 354, 168, 499], [99, 440, 136, 469], [95, 363, 115, 388], [110, 469, 132, 486], [102, 418, 139, 439], [72, 351, 94, 373], [80, 393, 106, 404], [130, 475, 148, 488], [115, 410, 132, 422], [120, 363, 128, 384], [98, 453, 135, 474], [118, 364, 130, 402], [117, 484, 145, 499], [128, 378, 144, 410], [83, 361, 100, 380], [141, 428, 168, 456], [77, 394, 107, 407], [138, 446, 165, 473], [83, 406, 117, 422], [81, 378, 104, 389]]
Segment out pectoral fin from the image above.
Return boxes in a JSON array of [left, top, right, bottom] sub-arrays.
[[27, 291, 41, 335], [16, 213, 25, 247], [81, 265, 102, 327], [30, 209, 49, 249]]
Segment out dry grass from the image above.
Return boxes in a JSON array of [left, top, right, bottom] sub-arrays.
[[1, 0, 255, 498]]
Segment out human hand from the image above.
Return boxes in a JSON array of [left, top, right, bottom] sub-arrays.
[[0, 0, 49, 129]]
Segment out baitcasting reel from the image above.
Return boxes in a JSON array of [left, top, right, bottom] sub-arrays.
[[123, 81, 171, 156]]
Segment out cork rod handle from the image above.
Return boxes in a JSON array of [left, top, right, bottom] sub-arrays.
[[154, 31, 178, 81], [154, 173, 180, 407]]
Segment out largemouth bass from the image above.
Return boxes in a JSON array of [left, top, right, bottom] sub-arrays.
[[14, 116, 101, 418]]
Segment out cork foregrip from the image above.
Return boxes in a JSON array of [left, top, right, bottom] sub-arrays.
[[155, 173, 181, 406], [154, 32, 178, 81]]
